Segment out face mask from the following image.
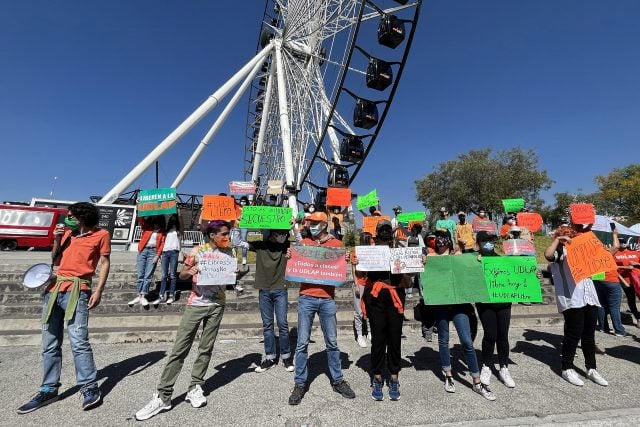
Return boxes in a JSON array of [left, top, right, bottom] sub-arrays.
[[309, 223, 324, 236], [64, 217, 79, 230], [308, 207, 315, 213], [479, 212, 486, 217], [274, 234, 288, 244], [377, 229, 393, 242], [240, 201, 247, 206], [213, 235, 231, 248], [481, 242, 494, 252]]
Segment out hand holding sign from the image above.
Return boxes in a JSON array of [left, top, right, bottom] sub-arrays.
[[202, 195, 237, 221]]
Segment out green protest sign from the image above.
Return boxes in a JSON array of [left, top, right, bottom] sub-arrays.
[[137, 187, 177, 217], [421, 254, 489, 305], [397, 211, 426, 223], [481, 256, 543, 303], [356, 189, 378, 210], [238, 206, 292, 229], [502, 198, 525, 213]]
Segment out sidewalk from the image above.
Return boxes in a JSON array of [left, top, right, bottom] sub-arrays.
[[2, 325, 639, 426]]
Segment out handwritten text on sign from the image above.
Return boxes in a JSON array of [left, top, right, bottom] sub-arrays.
[[201, 195, 237, 221], [357, 189, 378, 210], [285, 245, 347, 286], [137, 187, 177, 217], [502, 198, 525, 213], [481, 256, 542, 303], [238, 206, 292, 229], [516, 212, 543, 232], [362, 215, 390, 237], [502, 239, 536, 256], [326, 188, 352, 206], [390, 247, 424, 274], [397, 211, 426, 223], [570, 203, 595, 225], [565, 231, 618, 283], [355, 245, 391, 271], [197, 250, 237, 286], [229, 181, 256, 195]]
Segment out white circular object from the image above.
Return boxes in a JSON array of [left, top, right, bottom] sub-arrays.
[[23, 263, 55, 289]]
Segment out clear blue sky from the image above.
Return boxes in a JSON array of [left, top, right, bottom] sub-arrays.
[[2, 0, 639, 214]]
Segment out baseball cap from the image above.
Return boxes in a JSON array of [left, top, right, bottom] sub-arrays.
[[393, 205, 402, 211], [509, 226, 521, 232], [309, 212, 328, 222], [458, 211, 465, 216], [376, 220, 392, 231]]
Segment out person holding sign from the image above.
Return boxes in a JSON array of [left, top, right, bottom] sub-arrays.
[[288, 211, 355, 405], [129, 216, 166, 307], [616, 238, 640, 328], [352, 232, 373, 348], [154, 214, 182, 305], [544, 225, 608, 387], [135, 221, 238, 421]]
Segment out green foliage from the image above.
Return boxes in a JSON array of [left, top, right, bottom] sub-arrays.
[[342, 228, 357, 248], [595, 164, 640, 224], [542, 191, 599, 229]]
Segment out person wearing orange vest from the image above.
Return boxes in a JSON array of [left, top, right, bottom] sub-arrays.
[[129, 216, 167, 307]]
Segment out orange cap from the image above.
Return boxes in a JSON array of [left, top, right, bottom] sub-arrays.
[[309, 211, 328, 222]]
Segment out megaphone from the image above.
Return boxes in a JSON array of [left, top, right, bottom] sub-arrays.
[[23, 263, 56, 289]]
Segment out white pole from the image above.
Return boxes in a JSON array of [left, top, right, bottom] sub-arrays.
[[172, 59, 263, 188], [98, 43, 274, 204], [251, 64, 276, 183]]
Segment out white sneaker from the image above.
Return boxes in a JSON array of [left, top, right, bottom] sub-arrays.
[[562, 369, 584, 386], [480, 365, 492, 386], [367, 333, 372, 341], [443, 376, 456, 393], [166, 297, 174, 305], [185, 385, 207, 408], [235, 285, 244, 293], [151, 298, 162, 305], [587, 369, 608, 386], [140, 296, 149, 307], [357, 335, 367, 348], [128, 296, 141, 307], [473, 383, 496, 401], [135, 393, 171, 421], [499, 367, 515, 388]]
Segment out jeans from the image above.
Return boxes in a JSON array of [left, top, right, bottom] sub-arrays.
[[353, 284, 370, 336], [259, 289, 291, 359], [595, 280, 626, 335], [240, 228, 248, 259], [136, 246, 157, 295], [159, 250, 179, 297], [41, 291, 97, 392], [434, 305, 480, 378], [562, 305, 598, 371], [294, 295, 342, 385]]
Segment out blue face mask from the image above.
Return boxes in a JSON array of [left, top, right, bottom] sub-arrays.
[[309, 224, 324, 236], [481, 242, 495, 252]]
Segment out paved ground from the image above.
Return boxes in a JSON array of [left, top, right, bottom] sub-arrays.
[[2, 324, 640, 426]]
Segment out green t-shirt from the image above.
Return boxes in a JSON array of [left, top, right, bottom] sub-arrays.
[[250, 240, 290, 290]]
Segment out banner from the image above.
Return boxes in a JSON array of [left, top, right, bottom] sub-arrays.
[[197, 250, 237, 286], [397, 211, 426, 223], [570, 203, 595, 225], [285, 245, 347, 286], [481, 256, 543, 303], [356, 189, 378, 210], [421, 254, 489, 304], [516, 212, 543, 232], [326, 188, 352, 207], [229, 181, 256, 195], [502, 239, 536, 256], [502, 198, 525, 213], [94, 203, 136, 242], [201, 195, 237, 221], [565, 231, 618, 283], [362, 215, 390, 236], [238, 206, 292, 229], [355, 245, 391, 271], [390, 247, 424, 274], [137, 187, 177, 217]]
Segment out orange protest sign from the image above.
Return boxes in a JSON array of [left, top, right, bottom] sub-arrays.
[[326, 188, 352, 207], [201, 195, 237, 221], [516, 212, 543, 232], [362, 215, 390, 237], [565, 231, 618, 283], [570, 203, 595, 225]]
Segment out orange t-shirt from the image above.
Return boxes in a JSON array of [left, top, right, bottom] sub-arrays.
[[49, 228, 111, 292], [615, 249, 640, 280], [499, 224, 511, 239], [299, 236, 344, 299]]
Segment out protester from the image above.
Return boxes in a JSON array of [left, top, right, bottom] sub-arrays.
[[471, 207, 497, 236], [435, 207, 456, 243], [499, 216, 516, 239], [391, 205, 408, 247], [544, 224, 608, 387], [129, 215, 166, 307], [455, 211, 475, 253], [135, 221, 237, 420], [615, 238, 640, 328], [17, 202, 110, 413], [352, 232, 373, 348], [359, 199, 382, 217], [288, 211, 355, 405], [331, 216, 344, 240], [154, 214, 182, 305], [594, 228, 625, 336], [236, 196, 250, 265]]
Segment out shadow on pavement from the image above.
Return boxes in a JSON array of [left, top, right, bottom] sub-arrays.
[[512, 328, 562, 375], [201, 352, 262, 395], [604, 345, 640, 364], [304, 350, 353, 386]]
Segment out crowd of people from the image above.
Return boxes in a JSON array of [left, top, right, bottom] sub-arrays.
[[16, 198, 640, 420]]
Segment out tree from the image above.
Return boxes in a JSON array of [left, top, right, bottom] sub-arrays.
[[415, 148, 553, 216], [541, 191, 599, 229], [595, 164, 640, 224]]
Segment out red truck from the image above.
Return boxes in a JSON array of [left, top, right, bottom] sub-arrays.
[[0, 205, 68, 251]]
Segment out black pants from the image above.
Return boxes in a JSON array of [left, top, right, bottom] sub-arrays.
[[562, 305, 598, 371], [363, 287, 405, 376], [623, 285, 640, 321], [476, 303, 512, 367]]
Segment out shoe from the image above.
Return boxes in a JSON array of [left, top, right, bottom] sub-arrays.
[[185, 385, 207, 408], [282, 357, 294, 372], [366, 333, 372, 341], [81, 387, 101, 410], [388, 379, 400, 401], [480, 365, 491, 386], [586, 369, 609, 386], [288, 384, 306, 405], [332, 380, 355, 399], [613, 332, 628, 337], [371, 378, 384, 401], [499, 367, 515, 388], [17, 387, 59, 414], [151, 298, 162, 305], [166, 296, 174, 305], [242, 257, 247, 265], [357, 335, 367, 348], [235, 285, 245, 293], [135, 393, 172, 421], [140, 296, 149, 307], [407, 293, 413, 298], [561, 369, 584, 386], [444, 376, 455, 393], [255, 358, 276, 373], [473, 383, 496, 401], [128, 296, 141, 306]]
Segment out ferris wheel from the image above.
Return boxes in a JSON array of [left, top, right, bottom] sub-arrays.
[[98, 0, 422, 210]]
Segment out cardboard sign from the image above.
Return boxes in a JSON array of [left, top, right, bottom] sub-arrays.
[[266, 180, 283, 196], [591, 272, 605, 280], [355, 245, 391, 271], [472, 218, 497, 234], [570, 203, 595, 225], [201, 195, 237, 221], [356, 189, 378, 210], [326, 188, 352, 207], [229, 181, 256, 195], [502, 239, 536, 256], [362, 215, 390, 236], [397, 211, 426, 223], [137, 187, 177, 217], [390, 247, 424, 274], [565, 231, 618, 283], [516, 212, 543, 232], [285, 245, 347, 286], [421, 254, 489, 304], [481, 256, 543, 303], [502, 198, 525, 213], [238, 206, 292, 229], [197, 250, 237, 286]]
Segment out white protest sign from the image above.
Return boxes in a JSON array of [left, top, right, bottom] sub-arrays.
[[355, 245, 391, 271], [390, 247, 424, 274], [197, 251, 237, 286]]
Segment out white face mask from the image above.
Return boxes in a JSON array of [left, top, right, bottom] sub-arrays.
[[274, 234, 287, 244], [309, 223, 324, 236], [308, 207, 315, 213]]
